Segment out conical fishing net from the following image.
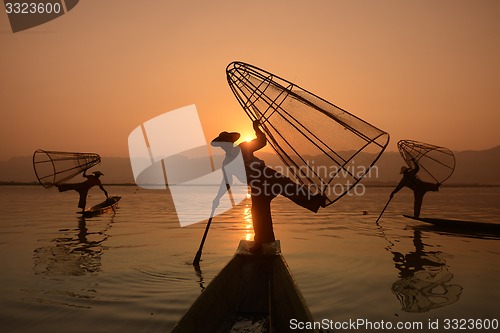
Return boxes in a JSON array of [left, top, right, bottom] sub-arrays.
[[33, 149, 101, 188], [226, 62, 389, 206], [397, 140, 455, 184]]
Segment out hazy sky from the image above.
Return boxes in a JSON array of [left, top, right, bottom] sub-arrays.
[[1, 0, 499, 160]]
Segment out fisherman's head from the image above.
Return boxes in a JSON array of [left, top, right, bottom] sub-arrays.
[[93, 171, 104, 177], [211, 131, 240, 151], [400, 166, 409, 174]]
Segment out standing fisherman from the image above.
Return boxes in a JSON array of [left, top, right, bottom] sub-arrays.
[[211, 120, 326, 252], [390, 159, 440, 218], [56, 170, 108, 213]]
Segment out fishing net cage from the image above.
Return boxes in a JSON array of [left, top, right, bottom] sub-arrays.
[[33, 149, 101, 188], [397, 140, 455, 184], [226, 61, 389, 206]]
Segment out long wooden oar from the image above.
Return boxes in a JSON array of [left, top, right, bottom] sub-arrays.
[[108, 196, 117, 214], [375, 195, 393, 224], [193, 207, 216, 266]]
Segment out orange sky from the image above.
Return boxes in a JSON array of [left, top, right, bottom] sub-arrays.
[[1, 0, 499, 160]]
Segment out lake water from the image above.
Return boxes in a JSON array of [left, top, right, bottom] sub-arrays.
[[0, 185, 499, 332]]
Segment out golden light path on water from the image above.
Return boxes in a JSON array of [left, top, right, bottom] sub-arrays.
[[243, 193, 253, 241]]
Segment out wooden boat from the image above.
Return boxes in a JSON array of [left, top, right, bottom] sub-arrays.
[[172, 240, 317, 333], [80, 196, 121, 218], [403, 214, 500, 235]]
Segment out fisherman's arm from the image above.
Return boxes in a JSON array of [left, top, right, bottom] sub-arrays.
[[212, 169, 233, 208], [411, 158, 420, 173], [390, 179, 405, 198], [250, 120, 267, 151], [99, 184, 109, 198]]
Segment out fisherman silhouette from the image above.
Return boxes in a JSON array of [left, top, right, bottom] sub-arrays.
[[390, 158, 439, 218], [56, 170, 108, 213], [211, 120, 326, 252]]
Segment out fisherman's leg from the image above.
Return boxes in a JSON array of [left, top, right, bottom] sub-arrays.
[[423, 182, 440, 192], [413, 191, 425, 218], [251, 194, 275, 249], [77, 189, 88, 212], [56, 183, 80, 192], [264, 167, 325, 212], [78, 197, 86, 212]]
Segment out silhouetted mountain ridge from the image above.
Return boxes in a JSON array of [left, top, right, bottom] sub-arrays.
[[1, 145, 499, 185]]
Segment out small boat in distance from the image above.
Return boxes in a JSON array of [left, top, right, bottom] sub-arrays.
[[79, 196, 121, 218], [404, 215, 500, 236], [172, 240, 317, 333]]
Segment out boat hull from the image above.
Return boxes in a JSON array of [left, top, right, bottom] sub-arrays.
[[80, 196, 121, 218], [403, 214, 500, 236], [172, 240, 315, 333]]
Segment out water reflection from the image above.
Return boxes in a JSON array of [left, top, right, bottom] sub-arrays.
[[193, 264, 206, 291], [243, 203, 253, 241], [391, 229, 463, 312], [33, 215, 114, 276]]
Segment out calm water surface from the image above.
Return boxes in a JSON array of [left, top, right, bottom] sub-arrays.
[[0, 185, 499, 332]]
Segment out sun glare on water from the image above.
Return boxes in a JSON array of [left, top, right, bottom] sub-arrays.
[[243, 205, 253, 241]]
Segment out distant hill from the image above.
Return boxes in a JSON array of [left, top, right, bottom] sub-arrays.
[[0, 156, 135, 185], [1, 146, 499, 185], [451, 145, 500, 185], [255, 145, 500, 185]]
